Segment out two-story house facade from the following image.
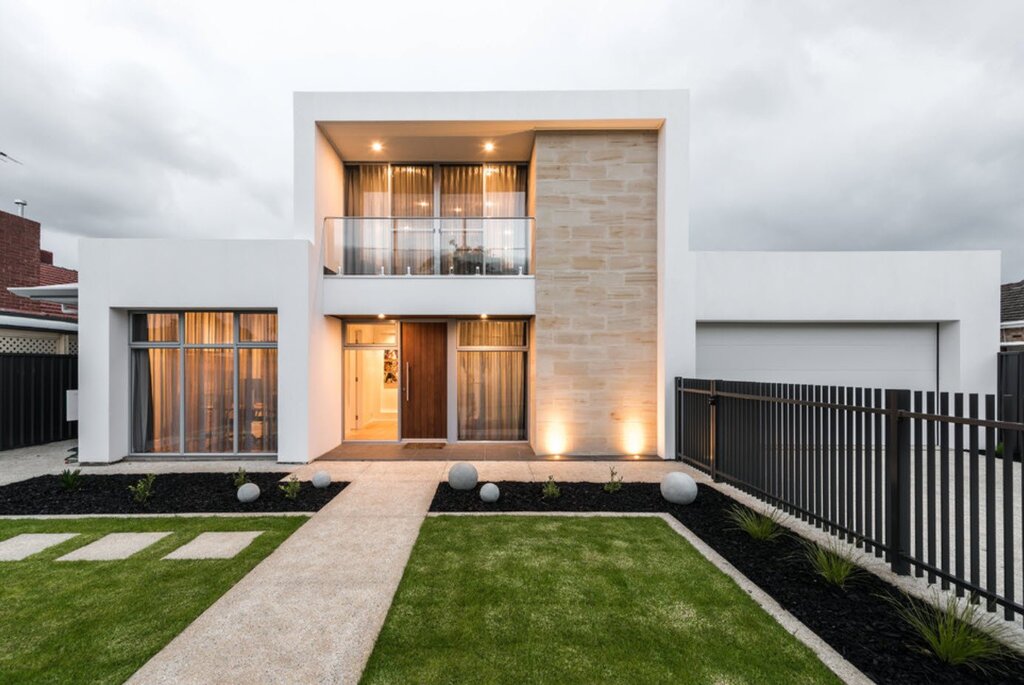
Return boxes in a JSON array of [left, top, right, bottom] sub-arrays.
[[67, 90, 1000, 464]]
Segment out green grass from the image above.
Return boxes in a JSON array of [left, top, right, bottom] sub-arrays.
[[361, 516, 840, 685], [0, 515, 306, 684]]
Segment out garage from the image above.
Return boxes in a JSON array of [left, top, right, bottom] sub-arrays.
[[695, 322, 939, 392]]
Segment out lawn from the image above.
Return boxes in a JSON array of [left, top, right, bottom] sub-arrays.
[[361, 516, 841, 685], [0, 515, 306, 684]]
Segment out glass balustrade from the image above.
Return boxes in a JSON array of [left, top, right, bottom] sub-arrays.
[[323, 217, 532, 276]]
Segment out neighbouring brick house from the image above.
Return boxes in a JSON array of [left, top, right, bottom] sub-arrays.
[[0, 209, 78, 353], [1002, 279, 1024, 349]]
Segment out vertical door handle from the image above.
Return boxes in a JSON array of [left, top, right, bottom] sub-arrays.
[[405, 362, 410, 402]]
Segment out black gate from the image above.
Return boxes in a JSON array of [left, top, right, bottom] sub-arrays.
[[0, 354, 78, 451]]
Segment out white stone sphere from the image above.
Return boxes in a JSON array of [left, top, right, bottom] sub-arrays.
[[660, 472, 697, 505], [448, 462, 478, 490], [480, 482, 500, 503], [311, 470, 332, 489], [237, 482, 261, 503]]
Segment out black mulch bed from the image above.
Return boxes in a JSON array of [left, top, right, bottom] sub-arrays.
[[0, 472, 346, 514], [431, 481, 1024, 685]]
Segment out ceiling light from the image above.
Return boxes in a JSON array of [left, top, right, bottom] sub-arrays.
[[480, 313, 488, 319], [483, 142, 495, 152], [377, 313, 386, 319], [371, 141, 383, 152]]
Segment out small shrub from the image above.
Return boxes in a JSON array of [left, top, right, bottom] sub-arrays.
[[802, 540, 862, 588], [232, 467, 249, 488], [995, 442, 1004, 458], [279, 475, 301, 500], [887, 592, 1016, 673], [59, 468, 82, 491], [603, 466, 623, 494], [726, 504, 784, 541], [541, 475, 561, 500], [128, 474, 157, 504]]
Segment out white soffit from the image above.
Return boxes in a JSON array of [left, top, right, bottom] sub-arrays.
[[318, 119, 663, 163]]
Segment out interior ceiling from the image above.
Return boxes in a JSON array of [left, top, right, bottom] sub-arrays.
[[319, 119, 662, 163]]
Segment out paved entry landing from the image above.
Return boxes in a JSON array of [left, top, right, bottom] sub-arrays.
[[318, 441, 537, 461], [128, 479, 436, 685]]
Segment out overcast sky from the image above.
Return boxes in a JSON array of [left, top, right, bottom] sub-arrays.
[[1, 1, 1022, 280]]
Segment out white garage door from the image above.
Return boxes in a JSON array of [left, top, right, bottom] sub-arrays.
[[696, 323, 938, 392]]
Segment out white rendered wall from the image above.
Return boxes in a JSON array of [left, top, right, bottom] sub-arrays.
[[323, 276, 536, 317], [694, 251, 1001, 396], [77, 238, 330, 464]]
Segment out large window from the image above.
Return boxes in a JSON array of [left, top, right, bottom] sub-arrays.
[[131, 311, 278, 455], [457, 320, 528, 441]]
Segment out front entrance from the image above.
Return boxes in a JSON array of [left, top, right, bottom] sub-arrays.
[[400, 322, 448, 440]]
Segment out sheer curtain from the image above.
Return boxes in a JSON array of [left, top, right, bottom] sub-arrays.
[[131, 349, 180, 453], [185, 349, 234, 453], [484, 164, 528, 274], [391, 165, 434, 274], [344, 165, 390, 274], [441, 166, 484, 274], [457, 320, 527, 441], [239, 348, 277, 452]]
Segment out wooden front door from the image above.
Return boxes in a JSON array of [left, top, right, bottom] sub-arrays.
[[401, 322, 447, 440]]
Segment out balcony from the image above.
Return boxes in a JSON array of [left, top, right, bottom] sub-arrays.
[[323, 217, 533, 277]]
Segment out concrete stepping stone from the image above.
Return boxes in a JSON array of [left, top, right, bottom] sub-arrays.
[[163, 532, 263, 560], [0, 533, 78, 561], [58, 532, 171, 561]]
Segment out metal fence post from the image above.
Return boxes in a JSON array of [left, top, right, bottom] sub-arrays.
[[674, 377, 683, 461], [710, 379, 720, 482], [885, 389, 912, 575]]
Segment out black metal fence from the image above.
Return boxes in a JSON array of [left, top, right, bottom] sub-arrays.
[[676, 377, 1024, 625], [1000, 350, 1024, 432], [0, 354, 78, 451]]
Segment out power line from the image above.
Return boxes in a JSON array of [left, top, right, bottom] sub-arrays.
[[0, 151, 24, 165]]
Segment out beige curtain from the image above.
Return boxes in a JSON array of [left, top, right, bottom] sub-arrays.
[[132, 348, 180, 453], [239, 348, 277, 452], [239, 313, 277, 342], [457, 320, 527, 441], [185, 312, 232, 344], [484, 164, 528, 274], [458, 320, 526, 346], [441, 166, 483, 216], [458, 351, 526, 440], [344, 165, 390, 273], [391, 165, 434, 274], [184, 349, 234, 453]]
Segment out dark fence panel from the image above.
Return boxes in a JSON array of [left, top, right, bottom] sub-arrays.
[[677, 376, 1024, 626], [0, 354, 78, 451]]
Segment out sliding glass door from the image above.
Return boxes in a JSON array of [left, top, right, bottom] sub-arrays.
[[341, 163, 529, 276]]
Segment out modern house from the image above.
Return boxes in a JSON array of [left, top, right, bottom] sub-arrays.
[[24, 90, 999, 464], [0, 209, 78, 353]]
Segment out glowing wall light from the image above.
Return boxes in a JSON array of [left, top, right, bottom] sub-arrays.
[[545, 423, 568, 456], [622, 421, 645, 456]]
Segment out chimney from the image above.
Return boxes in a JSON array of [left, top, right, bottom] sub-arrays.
[[40, 249, 53, 265]]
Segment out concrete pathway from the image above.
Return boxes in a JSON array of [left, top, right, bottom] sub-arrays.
[[127, 475, 437, 685]]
